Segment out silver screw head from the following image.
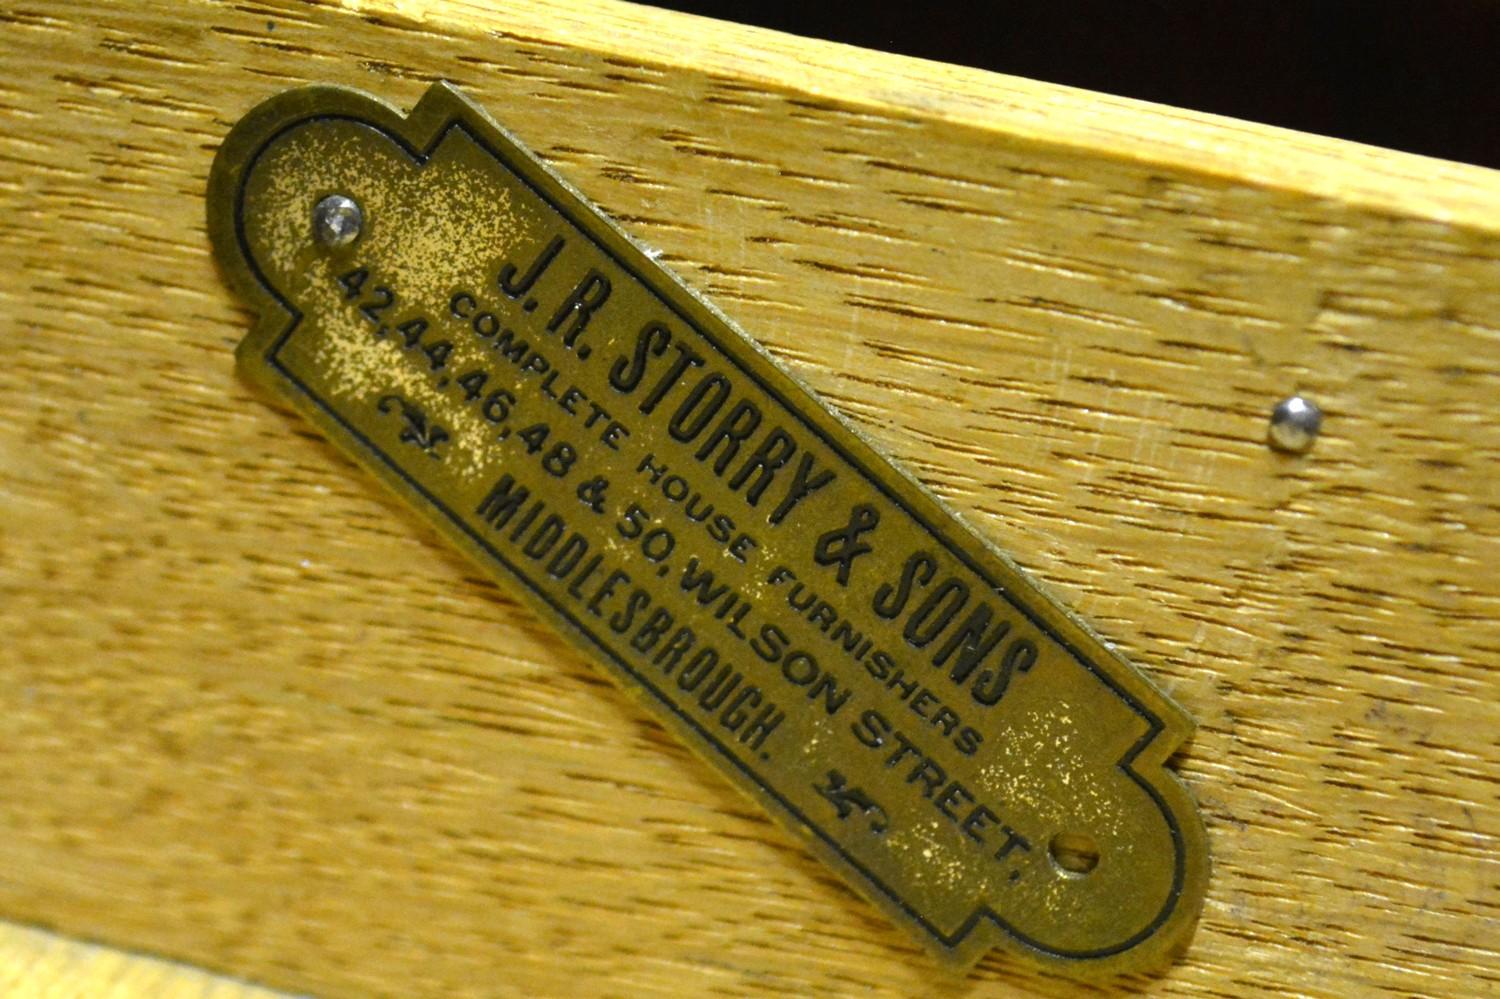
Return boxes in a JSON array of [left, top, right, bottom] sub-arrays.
[[1268, 394, 1323, 454], [312, 193, 362, 248]]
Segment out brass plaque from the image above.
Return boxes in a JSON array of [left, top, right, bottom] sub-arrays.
[[208, 83, 1207, 974]]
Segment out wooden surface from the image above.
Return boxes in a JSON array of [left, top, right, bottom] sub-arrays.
[[2, 1, 1498, 996], [0, 921, 294, 999]]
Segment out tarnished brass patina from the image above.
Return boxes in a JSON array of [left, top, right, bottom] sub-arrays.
[[208, 83, 1207, 974]]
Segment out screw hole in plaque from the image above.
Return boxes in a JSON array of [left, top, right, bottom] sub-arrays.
[[1048, 832, 1100, 876]]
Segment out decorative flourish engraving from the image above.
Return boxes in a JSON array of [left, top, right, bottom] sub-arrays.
[[377, 393, 449, 458], [814, 769, 890, 835]]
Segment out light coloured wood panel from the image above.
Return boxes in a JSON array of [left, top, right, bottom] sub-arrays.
[[0, 921, 295, 998], [0, 1, 1496, 996]]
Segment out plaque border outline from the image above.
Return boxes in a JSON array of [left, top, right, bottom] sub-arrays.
[[210, 82, 1208, 971]]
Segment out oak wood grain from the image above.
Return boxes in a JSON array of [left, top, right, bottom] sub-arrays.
[[1, 1, 1497, 996]]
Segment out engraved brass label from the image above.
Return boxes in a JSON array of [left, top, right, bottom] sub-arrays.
[[208, 83, 1207, 973]]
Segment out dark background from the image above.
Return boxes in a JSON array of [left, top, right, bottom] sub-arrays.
[[644, 1, 1500, 170]]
